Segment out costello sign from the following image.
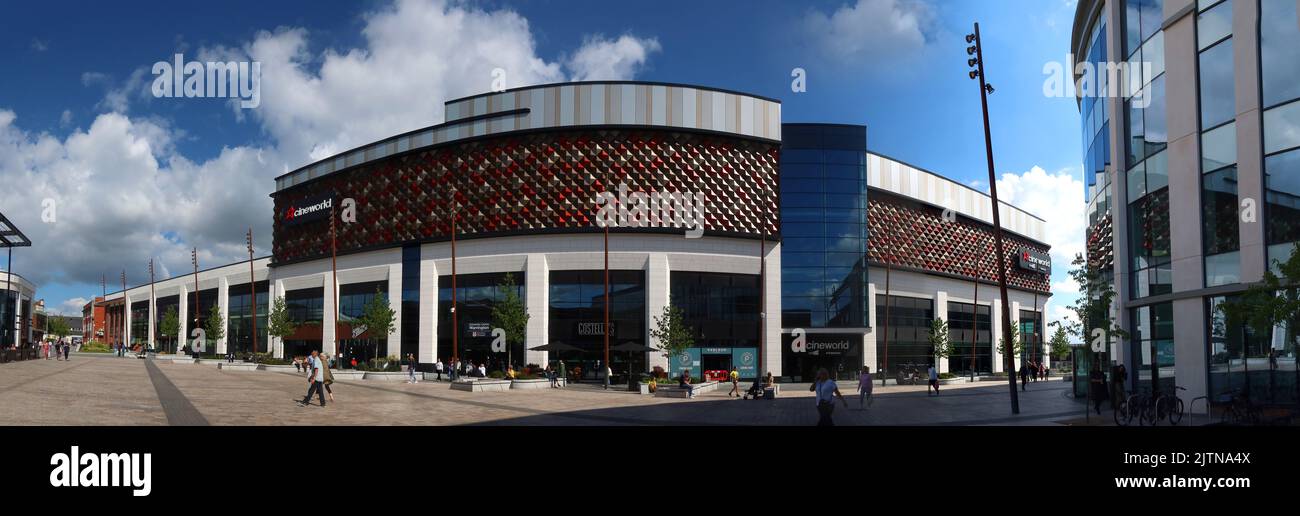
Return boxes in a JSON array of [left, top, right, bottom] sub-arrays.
[[1016, 248, 1051, 275]]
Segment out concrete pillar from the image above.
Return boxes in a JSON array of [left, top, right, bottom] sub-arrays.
[[1233, 0, 1265, 282], [217, 277, 228, 354], [645, 253, 670, 374], [387, 264, 402, 361], [321, 272, 337, 357], [935, 290, 949, 374], [419, 251, 438, 364], [864, 282, 878, 375], [177, 284, 189, 355], [524, 254, 548, 366], [1173, 297, 1208, 402], [762, 242, 782, 378], [991, 298, 1003, 373]]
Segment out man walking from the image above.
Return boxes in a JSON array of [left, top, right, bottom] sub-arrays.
[[434, 359, 443, 381], [927, 363, 940, 396], [1019, 362, 1030, 391], [728, 367, 741, 397], [407, 353, 419, 384], [298, 349, 327, 408]]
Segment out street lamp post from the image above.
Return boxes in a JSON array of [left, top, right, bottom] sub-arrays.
[[246, 228, 258, 357], [966, 22, 1020, 414]]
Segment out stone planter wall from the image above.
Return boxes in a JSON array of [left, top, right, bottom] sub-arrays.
[[258, 364, 298, 373], [509, 378, 554, 389], [329, 371, 366, 381], [450, 379, 512, 392], [364, 371, 420, 382], [653, 381, 720, 398], [218, 363, 259, 371]]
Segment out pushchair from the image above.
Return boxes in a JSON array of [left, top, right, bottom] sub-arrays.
[[742, 378, 766, 400]]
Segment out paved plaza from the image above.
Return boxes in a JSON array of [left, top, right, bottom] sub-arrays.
[[0, 353, 1095, 426]]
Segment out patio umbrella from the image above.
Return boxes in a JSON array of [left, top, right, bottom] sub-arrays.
[[611, 341, 655, 388], [528, 342, 581, 378]]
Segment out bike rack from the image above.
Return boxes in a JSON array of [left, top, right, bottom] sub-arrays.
[[1187, 396, 1209, 426]]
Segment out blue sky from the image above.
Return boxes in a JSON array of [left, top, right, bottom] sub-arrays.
[[0, 0, 1085, 324]]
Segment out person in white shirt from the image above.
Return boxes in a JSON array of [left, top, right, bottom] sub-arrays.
[[927, 364, 940, 396], [477, 363, 486, 377], [434, 359, 444, 381], [298, 350, 328, 407]]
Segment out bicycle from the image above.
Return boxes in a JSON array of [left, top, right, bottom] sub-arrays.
[[1113, 389, 1139, 426], [1144, 386, 1186, 426], [1217, 389, 1261, 425]]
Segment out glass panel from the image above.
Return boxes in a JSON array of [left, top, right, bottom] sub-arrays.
[[1144, 75, 1167, 155], [1196, 0, 1232, 51], [1205, 251, 1240, 287], [1260, 0, 1300, 108], [1198, 38, 1235, 130], [1263, 100, 1300, 155], [1201, 121, 1237, 172], [1144, 31, 1165, 84], [1202, 165, 1239, 255], [1146, 150, 1168, 193], [1127, 161, 1147, 203], [1265, 148, 1300, 247]]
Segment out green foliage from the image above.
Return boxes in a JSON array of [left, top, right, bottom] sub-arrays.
[[938, 372, 956, 379], [1215, 242, 1300, 357], [267, 296, 297, 341], [357, 289, 396, 360], [204, 305, 225, 343], [159, 305, 180, 352], [488, 370, 506, 379], [1054, 253, 1127, 358], [490, 273, 529, 365], [650, 303, 695, 361], [47, 316, 72, 340], [81, 340, 112, 353], [1049, 326, 1071, 361], [997, 324, 1023, 358], [928, 317, 951, 360]]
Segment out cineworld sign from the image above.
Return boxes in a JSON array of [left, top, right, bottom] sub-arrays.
[[282, 193, 335, 225], [1017, 248, 1051, 274]]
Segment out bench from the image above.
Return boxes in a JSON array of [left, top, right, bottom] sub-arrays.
[[653, 381, 719, 398]]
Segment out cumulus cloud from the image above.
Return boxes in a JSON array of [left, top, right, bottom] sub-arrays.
[[566, 35, 661, 81], [802, 0, 935, 62], [57, 297, 89, 314], [5, 0, 661, 312], [992, 165, 1085, 331]]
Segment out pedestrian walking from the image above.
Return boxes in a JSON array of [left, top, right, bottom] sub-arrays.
[[728, 367, 741, 397], [434, 359, 444, 381], [811, 368, 847, 426], [321, 353, 335, 402], [857, 366, 874, 409], [1089, 365, 1108, 415], [603, 363, 612, 390], [1019, 362, 1030, 391], [63, 342, 70, 361], [298, 349, 327, 408], [407, 353, 419, 384], [927, 363, 939, 396], [1109, 363, 1127, 410]]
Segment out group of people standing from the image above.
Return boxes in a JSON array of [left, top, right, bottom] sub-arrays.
[[41, 340, 71, 361], [1019, 360, 1049, 391]]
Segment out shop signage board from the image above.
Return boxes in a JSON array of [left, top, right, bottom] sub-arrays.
[[669, 348, 701, 378]]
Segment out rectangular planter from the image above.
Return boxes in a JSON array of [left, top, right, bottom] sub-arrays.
[[653, 381, 719, 398], [509, 378, 555, 389], [328, 371, 366, 381], [450, 379, 512, 392], [364, 371, 420, 382], [217, 363, 259, 371], [258, 364, 299, 373]]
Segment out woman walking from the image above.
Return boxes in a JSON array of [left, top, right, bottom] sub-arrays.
[[811, 368, 847, 426], [856, 366, 874, 409], [321, 353, 336, 402]]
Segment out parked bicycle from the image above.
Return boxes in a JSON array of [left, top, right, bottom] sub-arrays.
[[1144, 386, 1186, 426], [1113, 390, 1140, 426], [1216, 388, 1261, 425]]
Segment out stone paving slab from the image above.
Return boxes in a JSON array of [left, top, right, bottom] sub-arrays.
[[0, 355, 1089, 426]]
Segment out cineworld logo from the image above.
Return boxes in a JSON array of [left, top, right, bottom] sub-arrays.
[[49, 446, 152, 497], [284, 198, 333, 222], [595, 182, 706, 238], [1017, 248, 1051, 274]]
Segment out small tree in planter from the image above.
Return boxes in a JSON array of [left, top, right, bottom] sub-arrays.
[[490, 273, 529, 368], [158, 305, 180, 354], [650, 303, 695, 379], [997, 324, 1023, 366], [1049, 325, 1071, 363], [356, 288, 396, 367], [267, 296, 296, 359], [204, 305, 225, 358], [928, 317, 951, 373]]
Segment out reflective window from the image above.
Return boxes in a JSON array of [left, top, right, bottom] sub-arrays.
[[1260, 0, 1300, 108], [544, 270, 640, 377], [1196, 0, 1233, 50], [1131, 302, 1174, 394], [1198, 38, 1235, 130], [1201, 121, 1237, 172], [1263, 99, 1300, 155], [1265, 148, 1300, 250], [947, 301, 992, 375], [1202, 166, 1240, 255], [875, 295, 934, 374]]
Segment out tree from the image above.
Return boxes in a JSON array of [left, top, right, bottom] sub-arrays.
[[356, 288, 396, 366], [489, 273, 529, 367], [928, 317, 951, 366], [997, 323, 1023, 360], [267, 296, 297, 353], [1057, 253, 1127, 370], [1049, 325, 1071, 362], [1214, 242, 1300, 399], [649, 303, 695, 373], [204, 305, 225, 355], [158, 305, 180, 354], [47, 316, 71, 343]]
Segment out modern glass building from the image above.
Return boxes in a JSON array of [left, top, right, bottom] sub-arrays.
[[1072, 0, 1300, 404]]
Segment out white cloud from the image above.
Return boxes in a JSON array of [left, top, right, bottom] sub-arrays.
[[31, 39, 48, 52], [4, 0, 660, 296], [566, 35, 661, 81], [57, 297, 88, 315], [992, 165, 1086, 332], [802, 0, 935, 62], [59, 110, 73, 127]]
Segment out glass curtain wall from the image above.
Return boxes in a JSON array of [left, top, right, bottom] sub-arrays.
[[437, 272, 526, 370], [227, 281, 269, 356], [947, 301, 992, 375], [1262, 0, 1300, 268]]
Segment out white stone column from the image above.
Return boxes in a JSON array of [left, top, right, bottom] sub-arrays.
[[935, 290, 949, 374], [123, 294, 132, 349], [386, 264, 402, 361], [419, 252, 438, 364], [217, 277, 229, 354], [645, 252, 670, 374], [991, 298, 1003, 373], [762, 243, 782, 378], [177, 284, 189, 355], [524, 254, 548, 366], [321, 271, 337, 357], [1010, 301, 1022, 372], [864, 282, 878, 375], [271, 280, 284, 358]]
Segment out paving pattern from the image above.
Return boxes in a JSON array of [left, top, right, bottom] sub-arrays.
[[0, 354, 1092, 426]]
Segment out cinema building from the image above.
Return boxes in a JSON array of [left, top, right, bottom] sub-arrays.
[[98, 81, 1050, 382]]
